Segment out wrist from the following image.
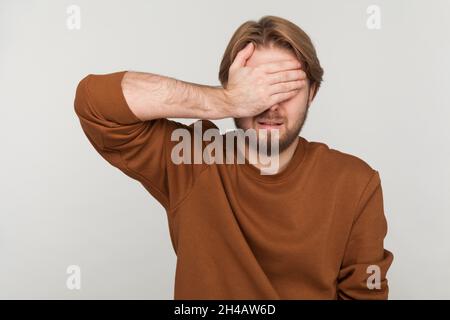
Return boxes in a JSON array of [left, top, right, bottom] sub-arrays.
[[201, 86, 234, 120]]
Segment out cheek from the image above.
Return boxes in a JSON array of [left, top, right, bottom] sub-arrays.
[[285, 95, 308, 121], [293, 89, 310, 107]]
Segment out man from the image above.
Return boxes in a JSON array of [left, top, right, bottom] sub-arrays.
[[74, 15, 393, 299]]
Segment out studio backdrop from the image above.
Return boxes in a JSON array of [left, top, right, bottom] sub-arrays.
[[1, 0, 449, 299]]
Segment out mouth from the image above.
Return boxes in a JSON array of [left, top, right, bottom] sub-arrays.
[[256, 119, 284, 129]]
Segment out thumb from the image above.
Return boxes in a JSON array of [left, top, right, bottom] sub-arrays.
[[231, 42, 254, 69]]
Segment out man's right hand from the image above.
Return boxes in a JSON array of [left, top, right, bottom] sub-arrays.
[[224, 42, 308, 118]]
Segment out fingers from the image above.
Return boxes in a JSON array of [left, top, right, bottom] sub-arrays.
[[268, 79, 307, 96], [269, 87, 302, 105], [230, 42, 254, 70], [260, 59, 302, 74], [267, 69, 307, 85]]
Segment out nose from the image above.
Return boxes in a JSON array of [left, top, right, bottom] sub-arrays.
[[269, 103, 280, 112]]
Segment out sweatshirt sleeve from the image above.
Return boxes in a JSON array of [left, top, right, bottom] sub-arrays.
[[73, 71, 209, 211], [337, 170, 394, 300]]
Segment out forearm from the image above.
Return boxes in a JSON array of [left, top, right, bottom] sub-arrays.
[[121, 71, 231, 121]]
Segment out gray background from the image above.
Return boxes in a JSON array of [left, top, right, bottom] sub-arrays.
[[1, 0, 449, 299]]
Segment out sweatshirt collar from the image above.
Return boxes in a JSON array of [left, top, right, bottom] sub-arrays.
[[239, 136, 308, 183]]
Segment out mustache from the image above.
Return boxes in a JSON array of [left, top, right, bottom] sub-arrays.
[[256, 109, 284, 122], [256, 115, 284, 123]]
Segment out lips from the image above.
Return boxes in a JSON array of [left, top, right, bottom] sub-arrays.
[[257, 120, 284, 126]]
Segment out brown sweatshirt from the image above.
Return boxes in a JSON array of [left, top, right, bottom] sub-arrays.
[[74, 71, 393, 300]]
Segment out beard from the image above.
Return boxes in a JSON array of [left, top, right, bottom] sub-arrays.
[[233, 105, 309, 155]]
